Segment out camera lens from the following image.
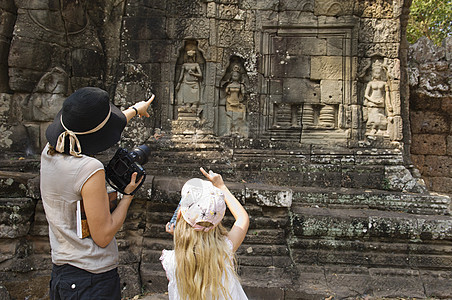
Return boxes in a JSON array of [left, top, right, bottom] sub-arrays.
[[130, 144, 151, 165]]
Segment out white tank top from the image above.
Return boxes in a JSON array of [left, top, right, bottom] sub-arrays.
[[160, 238, 248, 300], [40, 143, 118, 273]]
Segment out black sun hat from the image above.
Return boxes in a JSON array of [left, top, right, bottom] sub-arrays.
[[46, 87, 127, 156]]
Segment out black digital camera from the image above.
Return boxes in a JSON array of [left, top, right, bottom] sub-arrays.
[[105, 145, 151, 195]]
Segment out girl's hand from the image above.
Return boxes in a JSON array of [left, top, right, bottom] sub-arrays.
[[123, 172, 143, 195], [200, 167, 225, 189], [165, 222, 175, 235]]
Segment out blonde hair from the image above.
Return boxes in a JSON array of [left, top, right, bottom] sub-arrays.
[[174, 218, 238, 300]]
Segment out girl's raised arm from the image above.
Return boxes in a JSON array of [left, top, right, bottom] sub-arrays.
[[200, 167, 249, 252]]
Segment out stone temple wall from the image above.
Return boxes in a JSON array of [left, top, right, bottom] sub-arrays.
[[0, 0, 413, 154], [409, 37, 452, 199], [1, 1, 452, 299]]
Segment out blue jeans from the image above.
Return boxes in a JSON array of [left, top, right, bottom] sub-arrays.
[[50, 264, 121, 300]]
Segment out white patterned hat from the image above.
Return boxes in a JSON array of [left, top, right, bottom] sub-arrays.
[[180, 178, 226, 232]]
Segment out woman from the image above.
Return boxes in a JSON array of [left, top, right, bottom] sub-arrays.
[[40, 87, 154, 299]]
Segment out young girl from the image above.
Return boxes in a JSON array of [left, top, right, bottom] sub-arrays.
[[160, 167, 249, 300]]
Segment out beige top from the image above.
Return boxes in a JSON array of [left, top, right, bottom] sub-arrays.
[[40, 143, 118, 273]]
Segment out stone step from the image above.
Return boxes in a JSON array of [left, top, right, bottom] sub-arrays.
[[289, 206, 452, 269], [0, 171, 38, 198], [291, 186, 450, 215], [136, 146, 426, 192], [286, 264, 452, 299]]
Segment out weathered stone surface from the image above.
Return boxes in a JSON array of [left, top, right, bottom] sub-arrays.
[[411, 134, 447, 156], [310, 56, 343, 80], [410, 111, 449, 134], [0, 285, 11, 300], [245, 184, 292, 207], [0, 198, 35, 238], [1, 0, 451, 299], [320, 79, 343, 104]]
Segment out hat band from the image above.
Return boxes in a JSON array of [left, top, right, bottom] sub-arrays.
[[55, 108, 112, 157]]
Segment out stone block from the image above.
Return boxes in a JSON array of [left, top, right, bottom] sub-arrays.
[[327, 37, 343, 56], [0, 198, 35, 238], [1, 271, 51, 300], [0, 171, 37, 198], [269, 79, 282, 95], [410, 111, 449, 134], [314, 0, 353, 16], [342, 166, 385, 190], [245, 184, 292, 207], [286, 36, 327, 56], [385, 165, 426, 193], [446, 136, 452, 155], [369, 268, 425, 298], [421, 270, 452, 298], [284, 55, 310, 78], [253, 0, 279, 10], [125, 1, 166, 17], [206, 1, 216, 18], [122, 40, 170, 64], [359, 19, 400, 43], [9, 37, 54, 71], [279, 0, 314, 11], [311, 56, 343, 80], [320, 80, 342, 104], [238, 254, 274, 267], [324, 268, 373, 297], [410, 154, 425, 170], [242, 286, 284, 300], [271, 54, 310, 79], [217, 4, 244, 20], [0, 239, 18, 263], [277, 10, 318, 25], [384, 58, 400, 80], [282, 78, 319, 103], [167, 1, 204, 17], [429, 177, 452, 194], [356, 0, 394, 18], [0, 11, 15, 38], [255, 9, 278, 28], [0, 285, 11, 300], [411, 134, 446, 155], [0, 93, 11, 123], [423, 155, 452, 177], [410, 91, 442, 112], [444, 36, 452, 61], [440, 96, 452, 116], [118, 263, 141, 298], [244, 228, 286, 245], [122, 16, 167, 40]]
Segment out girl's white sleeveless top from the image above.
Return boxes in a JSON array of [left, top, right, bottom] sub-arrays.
[[160, 238, 248, 300]]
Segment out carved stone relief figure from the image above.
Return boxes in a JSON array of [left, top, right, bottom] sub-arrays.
[[175, 40, 204, 113], [225, 65, 246, 112], [220, 56, 249, 137], [28, 67, 69, 122], [363, 60, 392, 135]]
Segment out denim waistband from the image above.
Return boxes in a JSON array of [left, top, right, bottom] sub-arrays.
[[52, 263, 117, 277]]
